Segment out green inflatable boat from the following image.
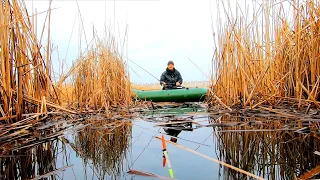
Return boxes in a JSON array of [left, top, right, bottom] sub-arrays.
[[133, 87, 208, 102]]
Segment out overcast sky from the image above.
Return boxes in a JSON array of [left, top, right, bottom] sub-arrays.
[[25, 0, 218, 84], [25, 0, 294, 84]]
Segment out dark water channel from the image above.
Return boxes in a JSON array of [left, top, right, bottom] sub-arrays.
[[1, 104, 320, 180]]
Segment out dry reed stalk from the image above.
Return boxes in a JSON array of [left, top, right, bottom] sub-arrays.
[[0, 0, 63, 122], [55, 37, 131, 112], [127, 169, 171, 179], [211, 0, 320, 109], [0, 0, 128, 123], [31, 165, 73, 180], [155, 136, 264, 180], [296, 164, 320, 180]]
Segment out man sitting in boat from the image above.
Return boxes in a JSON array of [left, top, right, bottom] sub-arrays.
[[160, 61, 183, 90]]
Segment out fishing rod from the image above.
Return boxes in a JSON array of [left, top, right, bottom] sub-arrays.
[[122, 55, 160, 82], [187, 58, 210, 80], [187, 57, 232, 111]]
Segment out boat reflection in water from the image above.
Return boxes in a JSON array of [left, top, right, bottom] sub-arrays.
[[163, 120, 193, 143]]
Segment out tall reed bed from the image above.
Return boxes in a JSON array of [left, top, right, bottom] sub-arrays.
[[0, 0, 131, 123], [212, 0, 320, 108], [64, 39, 131, 112], [0, 0, 57, 122]]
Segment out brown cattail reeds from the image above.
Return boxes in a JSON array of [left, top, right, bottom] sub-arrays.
[[0, 0, 58, 122], [70, 38, 131, 112], [211, 0, 320, 109], [1, 0, 131, 124]]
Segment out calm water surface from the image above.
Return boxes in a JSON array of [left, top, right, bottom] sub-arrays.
[[1, 105, 320, 180]]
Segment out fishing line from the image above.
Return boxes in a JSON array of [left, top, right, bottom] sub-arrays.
[[124, 56, 207, 83], [195, 130, 214, 151], [187, 58, 232, 111], [134, 123, 211, 147], [129, 135, 155, 169], [188, 58, 211, 80], [122, 55, 160, 82]]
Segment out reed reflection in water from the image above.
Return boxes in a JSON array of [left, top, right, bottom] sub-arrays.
[[214, 116, 320, 180], [0, 119, 132, 180], [73, 119, 132, 179], [0, 141, 59, 180]]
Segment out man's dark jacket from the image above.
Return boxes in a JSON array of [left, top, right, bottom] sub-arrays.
[[160, 68, 183, 85]]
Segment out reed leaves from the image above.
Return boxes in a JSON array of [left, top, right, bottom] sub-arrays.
[[71, 40, 131, 112], [0, 0, 60, 122], [0, 0, 131, 122], [212, 0, 320, 109]]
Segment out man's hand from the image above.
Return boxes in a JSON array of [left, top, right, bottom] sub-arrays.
[[176, 82, 180, 86], [162, 82, 166, 86]]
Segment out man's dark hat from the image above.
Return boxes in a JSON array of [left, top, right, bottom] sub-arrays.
[[167, 61, 174, 65]]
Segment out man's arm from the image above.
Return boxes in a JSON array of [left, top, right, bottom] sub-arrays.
[[177, 71, 183, 84], [160, 72, 166, 85]]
